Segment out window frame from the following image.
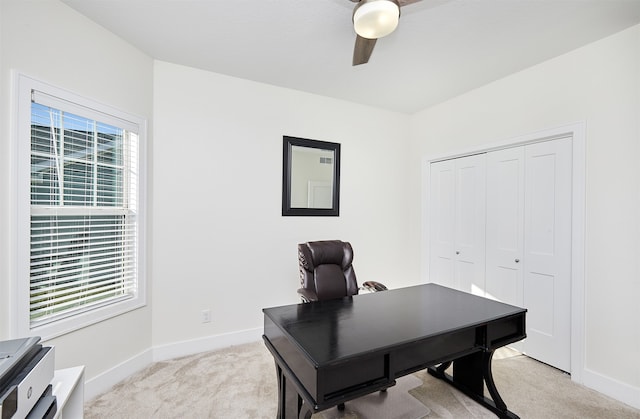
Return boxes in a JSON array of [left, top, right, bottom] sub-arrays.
[[13, 73, 147, 340]]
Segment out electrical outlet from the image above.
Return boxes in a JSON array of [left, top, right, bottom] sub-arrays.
[[201, 309, 211, 323]]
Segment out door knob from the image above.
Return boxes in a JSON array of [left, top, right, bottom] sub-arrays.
[[515, 259, 520, 263], [456, 251, 460, 255]]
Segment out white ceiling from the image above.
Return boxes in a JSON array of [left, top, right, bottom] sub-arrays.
[[61, 0, 640, 114]]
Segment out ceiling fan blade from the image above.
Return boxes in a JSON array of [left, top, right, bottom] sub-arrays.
[[352, 35, 377, 66]]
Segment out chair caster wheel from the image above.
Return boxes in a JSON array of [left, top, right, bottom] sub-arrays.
[[337, 403, 345, 411]]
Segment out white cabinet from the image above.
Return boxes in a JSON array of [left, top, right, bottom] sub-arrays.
[[429, 154, 486, 296], [51, 366, 84, 419]]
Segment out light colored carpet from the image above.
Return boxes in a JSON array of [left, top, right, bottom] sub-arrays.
[[85, 341, 640, 419]]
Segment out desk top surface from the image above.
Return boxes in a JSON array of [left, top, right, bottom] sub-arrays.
[[263, 283, 526, 365]]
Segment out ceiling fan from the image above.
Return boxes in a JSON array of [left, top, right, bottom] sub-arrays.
[[349, 0, 422, 66]]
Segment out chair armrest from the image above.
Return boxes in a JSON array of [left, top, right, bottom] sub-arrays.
[[297, 288, 318, 303], [362, 281, 388, 292]]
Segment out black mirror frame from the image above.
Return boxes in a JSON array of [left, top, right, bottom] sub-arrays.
[[282, 136, 340, 216]]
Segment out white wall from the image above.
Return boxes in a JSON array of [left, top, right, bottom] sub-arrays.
[[151, 61, 417, 349], [0, 0, 154, 386], [408, 24, 640, 407]]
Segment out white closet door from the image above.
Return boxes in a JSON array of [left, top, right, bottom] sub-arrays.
[[522, 138, 572, 372], [429, 159, 455, 289], [430, 137, 572, 372], [429, 155, 486, 295], [485, 147, 525, 305], [454, 154, 486, 296]]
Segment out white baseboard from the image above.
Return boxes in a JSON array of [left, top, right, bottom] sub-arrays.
[[84, 327, 263, 401], [582, 367, 640, 410], [84, 347, 153, 402], [152, 327, 262, 362]]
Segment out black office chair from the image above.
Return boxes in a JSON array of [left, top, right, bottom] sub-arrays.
[[297, 240, 387, 303], [297, 240, 390, 410]]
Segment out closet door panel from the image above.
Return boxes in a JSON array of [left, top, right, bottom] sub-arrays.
[[485, 147, 524, 305], [429, 160, 455, 289], [428, 155, 485, 294], [523, 137, 572, 372], [454, 155, 486, 295]]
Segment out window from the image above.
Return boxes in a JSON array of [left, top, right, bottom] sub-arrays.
[[15, 75, 146, 339]]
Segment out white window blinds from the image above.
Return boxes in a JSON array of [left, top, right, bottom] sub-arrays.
[[29, 90, 139, 327]]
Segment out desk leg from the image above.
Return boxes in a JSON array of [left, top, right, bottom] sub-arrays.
[[275, 362, 313, 419], [482, 351, 508, 413], [427, 351, 519, 419]]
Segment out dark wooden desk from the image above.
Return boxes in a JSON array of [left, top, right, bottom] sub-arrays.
[[263, 283, 526, 419]]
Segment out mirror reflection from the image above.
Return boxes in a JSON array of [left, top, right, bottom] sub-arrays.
[[282, 136, 340, 216], [290, 145, 335, 209]]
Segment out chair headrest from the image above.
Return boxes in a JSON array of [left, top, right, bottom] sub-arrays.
[[299, 240, 353, 270]]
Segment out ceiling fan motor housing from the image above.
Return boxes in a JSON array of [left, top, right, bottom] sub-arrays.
[[353, 0, 401, 39]]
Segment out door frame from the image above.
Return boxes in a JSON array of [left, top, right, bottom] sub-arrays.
[[421, 121, 586, 384]]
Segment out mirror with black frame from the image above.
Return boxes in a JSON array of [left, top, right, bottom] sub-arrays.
[[282, 136, 340, 216]]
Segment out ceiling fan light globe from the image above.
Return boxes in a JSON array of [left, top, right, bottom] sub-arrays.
[[353, 0, 400, 39]]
